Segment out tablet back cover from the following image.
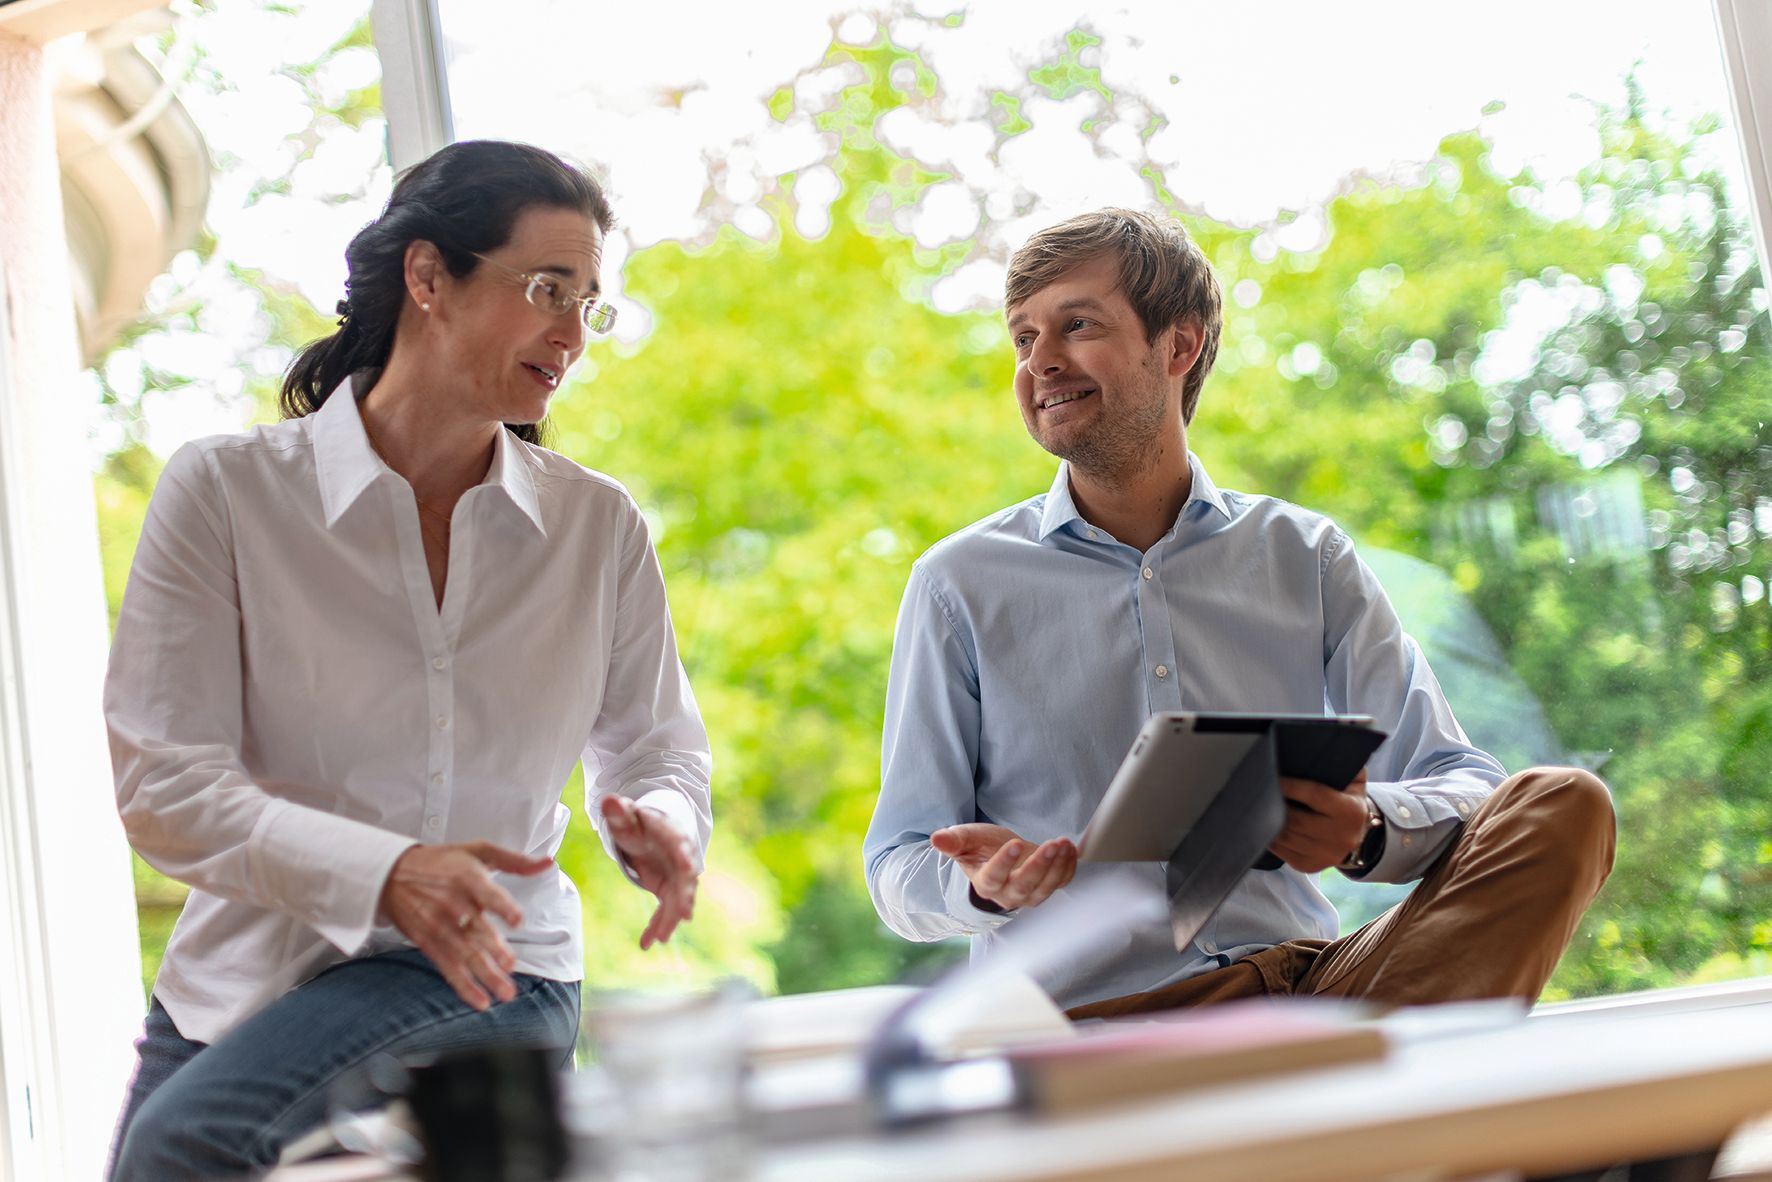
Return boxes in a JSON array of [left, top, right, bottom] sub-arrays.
[[1081, 723, 1264, 862], [1165, 732, 1290, 950]]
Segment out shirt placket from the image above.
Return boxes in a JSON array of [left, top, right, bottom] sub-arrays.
[[1138, 543, 1183, 713], [422, 649, 456, 839], [387, 480, 458, 841]]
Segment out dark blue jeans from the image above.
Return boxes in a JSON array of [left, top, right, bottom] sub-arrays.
[[108, 948, 579, 1180]]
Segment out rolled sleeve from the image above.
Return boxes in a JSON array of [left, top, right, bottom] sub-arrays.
[[583, 500, 713, 882]]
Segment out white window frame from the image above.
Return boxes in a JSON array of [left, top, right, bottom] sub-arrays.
[[0, 242, 147, 1182], [0, 252, 58, 1182], [371, 0, 454, 173], [1714, 0, 1772, 308]]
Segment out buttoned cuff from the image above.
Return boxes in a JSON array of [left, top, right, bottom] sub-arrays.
[[249, 799, 419, 955], [1359, 781, 1452, 884]]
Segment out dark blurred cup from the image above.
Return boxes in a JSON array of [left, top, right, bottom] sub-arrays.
[[407, 1045, 569, 1182]]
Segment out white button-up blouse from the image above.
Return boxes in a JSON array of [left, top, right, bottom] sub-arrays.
[[104, 378, 713, 1043]]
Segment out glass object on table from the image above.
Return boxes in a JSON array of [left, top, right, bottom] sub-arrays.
[[574, 981, 754, 1182]]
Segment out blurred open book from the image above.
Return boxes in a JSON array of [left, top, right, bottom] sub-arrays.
[[1005, 999, 1385, 1115]]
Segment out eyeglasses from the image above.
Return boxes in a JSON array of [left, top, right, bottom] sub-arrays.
[[470, 252, 618, 335]]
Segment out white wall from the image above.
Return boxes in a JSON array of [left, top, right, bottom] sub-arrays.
[[0, 28, 148, 1182]]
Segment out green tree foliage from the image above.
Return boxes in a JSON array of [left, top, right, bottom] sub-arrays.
[[1430, 84, 1772, 995], [97, 12, 1770, 1001]]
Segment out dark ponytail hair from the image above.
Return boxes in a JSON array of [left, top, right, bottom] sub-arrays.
[[281, 140, 614, 446]]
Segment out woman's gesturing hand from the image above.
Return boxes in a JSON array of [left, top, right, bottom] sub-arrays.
[[600, 795, 700, 950], [377, 841, 553, 1011]]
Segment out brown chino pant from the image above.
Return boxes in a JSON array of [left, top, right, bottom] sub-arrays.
[[1067, 766, 1618, 1020]]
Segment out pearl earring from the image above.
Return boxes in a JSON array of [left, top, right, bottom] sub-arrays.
[[420, 302, 431, 312]]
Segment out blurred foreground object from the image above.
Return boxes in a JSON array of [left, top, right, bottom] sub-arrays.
[[578, 982, 754, 1182], [409, 1046, 569, 1182]]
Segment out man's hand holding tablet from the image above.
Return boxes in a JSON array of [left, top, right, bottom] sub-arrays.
[[1270, 767, 1374, 874], [930, 824, 1078, 912]]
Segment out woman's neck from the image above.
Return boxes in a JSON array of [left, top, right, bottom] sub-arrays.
[[357, 356, 500, 509]]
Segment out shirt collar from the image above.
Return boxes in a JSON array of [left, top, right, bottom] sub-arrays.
[[1185, 451, 1232, 521], [312, 375, 547, 536], [312, 375, 384, 528], [1036, 463, 1085, 541], [1036, 451, 1231, 543], [486, 424, 546, 536]]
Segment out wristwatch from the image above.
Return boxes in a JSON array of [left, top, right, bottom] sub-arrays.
[[1337, 795, 1386, 876]]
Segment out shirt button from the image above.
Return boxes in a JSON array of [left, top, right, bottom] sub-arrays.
[[431, 773, 445, 785], [1402, 836, 1414, 848], [432, 657, 447, 671], [1142, 566, 1154, 580], [1398, 805, 1412, 820], [425, 815, 441, 831], [1086, 529, 1098, 539], [435, 715, 450, 730], [1457, 803, 1471, 817], [1155, 665, 1169, 679]]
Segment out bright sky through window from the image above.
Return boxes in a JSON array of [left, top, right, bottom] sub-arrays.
[[112, 0, 1746, 457], [439, 0, 1741, 241]]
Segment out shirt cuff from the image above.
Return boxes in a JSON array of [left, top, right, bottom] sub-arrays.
[[601, 788, 704, 887], [1358, 782, 1448, 883], [249, 799, 419, 955]]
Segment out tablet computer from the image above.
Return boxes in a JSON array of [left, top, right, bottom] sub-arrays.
[[1077, 713, 1387, 948], [1079, 713, 1384, 863]]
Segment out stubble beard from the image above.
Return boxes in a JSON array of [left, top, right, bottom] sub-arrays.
[[1036, 348, 1172, 488]]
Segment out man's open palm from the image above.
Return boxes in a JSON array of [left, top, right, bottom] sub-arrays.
[[930, 823, 1077, 911]]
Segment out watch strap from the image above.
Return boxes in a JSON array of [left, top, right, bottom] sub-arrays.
[[1337, 796, 1386, 875]]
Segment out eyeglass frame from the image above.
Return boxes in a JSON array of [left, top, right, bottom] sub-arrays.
[[468, 251, 618, 335]]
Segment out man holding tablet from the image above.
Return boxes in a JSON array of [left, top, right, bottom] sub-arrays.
[[862, 208, 1616, 1016]]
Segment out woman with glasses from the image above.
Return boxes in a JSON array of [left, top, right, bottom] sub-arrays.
[[104, 139, 711, 1180]]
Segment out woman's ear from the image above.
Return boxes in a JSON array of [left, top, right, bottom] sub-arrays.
[[404, 240, 443, 312]]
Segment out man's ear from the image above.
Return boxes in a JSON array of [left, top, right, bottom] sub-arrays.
[[1166, 318, 1206, 380], [404, 240, 443, 311]]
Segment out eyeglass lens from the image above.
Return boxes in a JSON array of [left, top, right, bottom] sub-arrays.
[[524, 277, 614, 333]]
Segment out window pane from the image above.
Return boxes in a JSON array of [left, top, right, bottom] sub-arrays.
[[436, 0, 1769, 1000]]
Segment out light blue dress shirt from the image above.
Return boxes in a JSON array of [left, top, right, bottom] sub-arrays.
[[863, 454, 1508, 1010]]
